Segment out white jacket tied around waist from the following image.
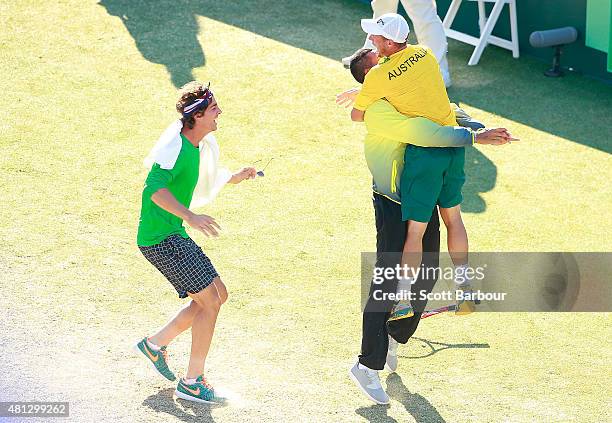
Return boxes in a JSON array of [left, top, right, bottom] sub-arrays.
[[144, 120, 232, 209]]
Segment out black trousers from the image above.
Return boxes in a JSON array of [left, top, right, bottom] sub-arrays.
[[359, 192, 440, 370]]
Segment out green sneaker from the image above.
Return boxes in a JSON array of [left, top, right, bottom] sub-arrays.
[[175, 375, 226, 404], [388, 301, 414, 321], [134, 337, 176, 381]]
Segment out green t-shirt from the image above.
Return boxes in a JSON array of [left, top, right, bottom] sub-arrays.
[[137, 134, 200, 246]]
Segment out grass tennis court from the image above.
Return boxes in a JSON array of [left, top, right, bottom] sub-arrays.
[[1, 0, 611, 421]]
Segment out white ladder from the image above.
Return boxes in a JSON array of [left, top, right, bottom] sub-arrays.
[[442, 0, 519, 65]]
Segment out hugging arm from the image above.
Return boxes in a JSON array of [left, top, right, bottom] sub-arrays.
[[364, 101, 474, 147], [452, 103, 512, 145], [452, 103, 485, 131], [364, 101, 509, 146]]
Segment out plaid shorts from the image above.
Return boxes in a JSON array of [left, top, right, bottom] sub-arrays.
[[139, 235, 219, 299]]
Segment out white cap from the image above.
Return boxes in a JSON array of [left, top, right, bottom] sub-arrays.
[[361, 13, 410, 43]]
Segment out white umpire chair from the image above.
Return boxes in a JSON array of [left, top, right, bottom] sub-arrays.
[[442, 0, 519, 65]]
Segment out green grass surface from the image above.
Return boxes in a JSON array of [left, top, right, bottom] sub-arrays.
[[1, 1, 611, 422]]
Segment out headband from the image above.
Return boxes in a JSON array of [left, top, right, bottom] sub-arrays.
[[182, 88, 214, 117]]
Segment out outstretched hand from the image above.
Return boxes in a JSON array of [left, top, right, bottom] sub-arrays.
[[336, 87, 360, 108], [475, 128, 516, 145], [230, 167, 257, 184]]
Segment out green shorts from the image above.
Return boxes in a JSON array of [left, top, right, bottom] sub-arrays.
[[400, 145, 465, 222]]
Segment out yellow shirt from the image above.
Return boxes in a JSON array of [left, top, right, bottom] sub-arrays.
[[354, 44, 456, 126]]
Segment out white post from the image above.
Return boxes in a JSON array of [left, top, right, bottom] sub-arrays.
[[443, 0, 463, 29], [468, 0, 505, 65], [509, 0, 520, 58], [477, 0, 487, 34]]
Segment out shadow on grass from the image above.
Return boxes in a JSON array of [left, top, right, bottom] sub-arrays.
[[97, 0, 369, 88], [356, 403, 398, 423], [96, 0, 498, 212], [355, 373, 446, 423], [463, 147, 496, 213], [98, 1, 612, 153], [447, 41, 612, 155], [98, 0, 205, 88], [400, 337, 490, 359], [142, 388, 225, 422]]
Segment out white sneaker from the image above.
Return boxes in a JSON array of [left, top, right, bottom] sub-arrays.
[[349, 361, 390, 405], [385, 337, 398, 373]]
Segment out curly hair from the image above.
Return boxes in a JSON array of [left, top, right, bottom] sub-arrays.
[[176, 81, 212, 129]]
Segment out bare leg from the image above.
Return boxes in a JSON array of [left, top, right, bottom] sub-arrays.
[[387, 220, 430, 320], [401, 220, 429, 276], [440, 206, 475, 315], [185, 277, 228, 379], [439, 205, 468, 266], [148, 300, 200, 347]]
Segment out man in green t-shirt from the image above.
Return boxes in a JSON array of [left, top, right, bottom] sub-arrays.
[[134, 81, 256, 404]]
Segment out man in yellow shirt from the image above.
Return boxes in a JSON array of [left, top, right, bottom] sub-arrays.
[[341, 0, 451, 87], [343, 52, 511, 404], [348, 14, 500, 324], [351, 13, 455, 126]]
